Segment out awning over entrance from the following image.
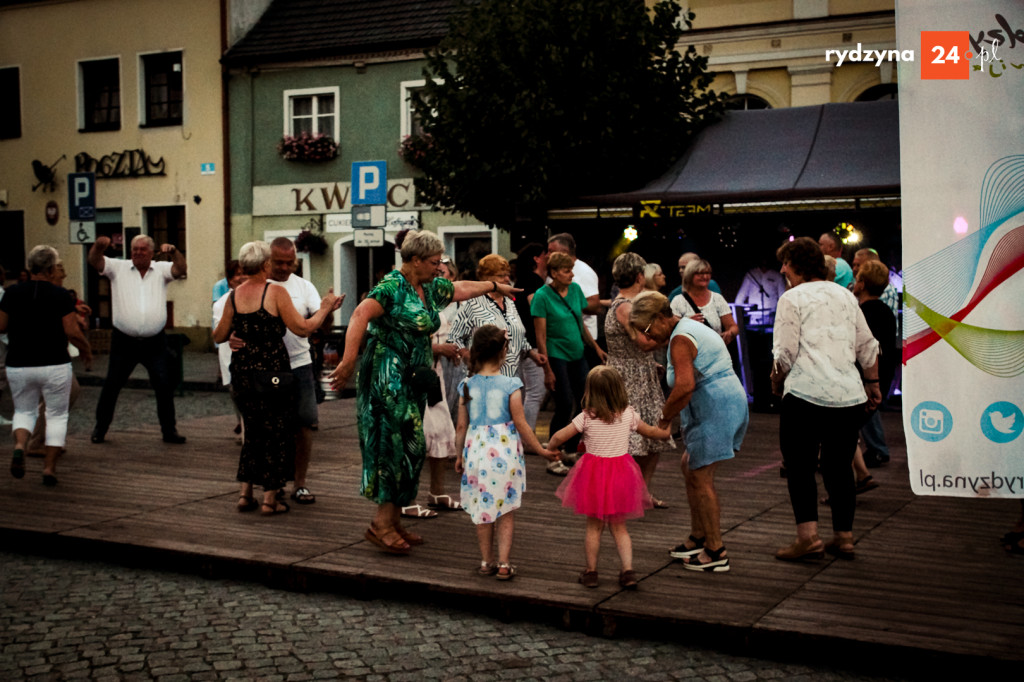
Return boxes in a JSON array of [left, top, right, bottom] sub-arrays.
[[590, 100, 899, 206]]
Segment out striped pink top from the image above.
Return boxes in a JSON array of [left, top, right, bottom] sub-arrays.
[[570, 406, 640, 458]]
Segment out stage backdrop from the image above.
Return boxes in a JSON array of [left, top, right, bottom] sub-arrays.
[[898, 1, 1024, 497]]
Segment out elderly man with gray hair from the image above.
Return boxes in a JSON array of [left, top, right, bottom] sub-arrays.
[[88, 233, 187, 444]]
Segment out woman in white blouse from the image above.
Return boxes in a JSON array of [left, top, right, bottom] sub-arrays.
[[771, 237, 881, 562], [670, 259, 739, 346]]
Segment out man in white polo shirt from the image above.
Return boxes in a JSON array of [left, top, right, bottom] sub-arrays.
[[267, 237, 340, 504], [88, 234, 187, 444]]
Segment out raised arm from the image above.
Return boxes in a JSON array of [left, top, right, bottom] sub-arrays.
[[88, 236, 110, 273], [452, 279, 521, 302], [160, 243, 187, 279], [274, 286, 342, 338]]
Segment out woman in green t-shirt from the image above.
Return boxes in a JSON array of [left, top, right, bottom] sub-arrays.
[[531, 252, 606, 470]]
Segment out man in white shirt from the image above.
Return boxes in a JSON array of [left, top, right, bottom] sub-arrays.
[[268, 237, 339, 504], [546, 232, 602, 341], [88, 234, 187, 444]]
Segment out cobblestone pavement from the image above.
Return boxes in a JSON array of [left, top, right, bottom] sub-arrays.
[[0, 552, 907, 682]]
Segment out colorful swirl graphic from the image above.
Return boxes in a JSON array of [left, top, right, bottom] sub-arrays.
[[903, 155, 1024, 374]]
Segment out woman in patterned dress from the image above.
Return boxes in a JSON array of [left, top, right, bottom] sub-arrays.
[[604, 253, 670, 507], [212, 241, 340, 516], [329, 231, 522, 555]]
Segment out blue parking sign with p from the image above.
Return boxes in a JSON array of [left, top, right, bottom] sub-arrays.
[[68, 172, 96, 220], [351, 161, 387, 205]]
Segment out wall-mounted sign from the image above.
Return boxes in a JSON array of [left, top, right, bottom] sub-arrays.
[[45, 200, 59, 225], [67, 172, 95, 220], [253, 180, 416, 216], [75, 150, 166, 178], [200, 163, 215, 175], [325, 211, 418, 233]]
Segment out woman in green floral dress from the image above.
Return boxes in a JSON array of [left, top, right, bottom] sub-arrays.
[[330, 230, 521, 554]]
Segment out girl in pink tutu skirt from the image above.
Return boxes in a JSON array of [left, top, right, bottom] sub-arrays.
[[455, 325, 560, 580], [548, 365, 671, 589]]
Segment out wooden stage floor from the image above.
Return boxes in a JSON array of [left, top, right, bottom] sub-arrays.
[[2, 398, 1021, 671]]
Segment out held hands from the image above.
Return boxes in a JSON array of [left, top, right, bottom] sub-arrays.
[[539, 448, 561, 462]]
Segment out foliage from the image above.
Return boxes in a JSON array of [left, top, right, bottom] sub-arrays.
[[277, 132, 339, 162], [409, 0, 725, 227], [295, 228, 328, 255]]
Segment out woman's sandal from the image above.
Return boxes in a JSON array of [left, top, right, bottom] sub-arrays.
[[237, 495, 258, 512], [669, 535, 705, 559], [427, 493, 462, 511], [364, 524, 411, 555], [682, 545, 731, 572], [10, 449, 26, 479], [395, 525, 424, 546], [776, 537, 825, 562], [400, 504, 438, 518], [496, 563, 516, 581], [260, 500, 290, 516], [478, 561, 498, 576], [825, 539, 856, 560]]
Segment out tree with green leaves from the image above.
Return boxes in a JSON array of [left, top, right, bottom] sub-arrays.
[[405, 0, 725, 228]]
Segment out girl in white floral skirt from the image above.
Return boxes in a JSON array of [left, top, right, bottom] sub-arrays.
[[455, 325, 559, 580]]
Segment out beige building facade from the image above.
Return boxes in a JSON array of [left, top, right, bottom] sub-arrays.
[[0, 0, 227, 346], [682, 0, 897, 108]]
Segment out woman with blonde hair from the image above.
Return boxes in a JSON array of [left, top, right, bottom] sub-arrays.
[[329, 230, 523, 554], [630, 291, 748, 572], [670, 259, 739, 346]]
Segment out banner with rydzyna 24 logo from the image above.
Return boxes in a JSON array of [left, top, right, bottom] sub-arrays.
[[897, 1, 1024, 496]]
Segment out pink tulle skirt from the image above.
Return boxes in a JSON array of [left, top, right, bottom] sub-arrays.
[[556, 453, 653, 522]]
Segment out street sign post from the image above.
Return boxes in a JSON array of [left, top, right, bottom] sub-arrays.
[[67, 172, 96, 244]]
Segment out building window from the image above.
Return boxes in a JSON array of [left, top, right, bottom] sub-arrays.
[[145, 205, 186, 256], [283, 87, 339, 138], [0, 67, 21, 139], [724, 94, 771, 111], [80, 58, 121, 132], [141, 51, 183, 127]]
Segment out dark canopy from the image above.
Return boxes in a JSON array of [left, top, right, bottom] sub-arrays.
[[590, 100, 899, 206]]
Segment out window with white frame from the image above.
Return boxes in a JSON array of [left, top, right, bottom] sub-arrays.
[[283, 87, 339, 138], [79, 57, 121, 132], [140, 51, 183, 127], [400, 79, 441, 139]]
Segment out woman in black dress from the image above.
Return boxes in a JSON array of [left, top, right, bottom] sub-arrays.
[[212, 241, 340, 515]]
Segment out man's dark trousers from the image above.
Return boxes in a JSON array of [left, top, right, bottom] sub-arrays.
[[94, 329, 177, 438]]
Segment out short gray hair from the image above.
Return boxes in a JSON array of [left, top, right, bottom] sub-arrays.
[[611, 252, 646, 289], [27, 245, 60, 275], [399, 230, 444, 263], [238, 241, 271, 275], [643, 262, 662, 282], [548, 232, 577, 257], [131, 234, 156, 252]]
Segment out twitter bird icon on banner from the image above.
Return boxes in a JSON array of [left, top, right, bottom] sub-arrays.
[[980, 402, 1024, 444]]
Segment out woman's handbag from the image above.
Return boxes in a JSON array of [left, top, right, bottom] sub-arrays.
[[253, 370, 296, 394], [409, 366, 443, 406]]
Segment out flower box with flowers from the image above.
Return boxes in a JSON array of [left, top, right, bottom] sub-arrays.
[[398, 133, 434, 168], [277, 132, 339, 162], [295, 229, 328, 255]]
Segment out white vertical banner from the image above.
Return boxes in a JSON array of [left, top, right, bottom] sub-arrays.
[[898, 2, 1024, 496]]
